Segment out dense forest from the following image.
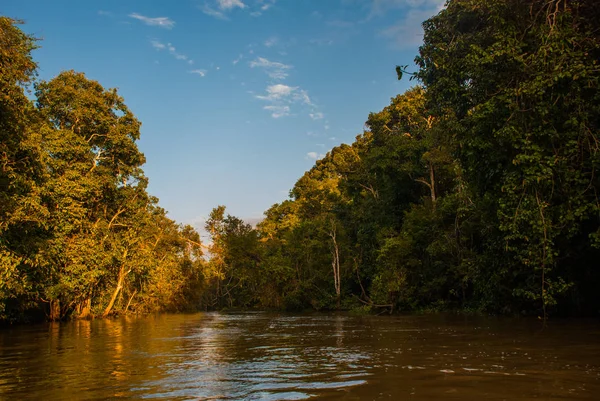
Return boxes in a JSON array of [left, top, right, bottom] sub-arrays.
[[201, 0, 600, 317], [2, 0, 600, 323]]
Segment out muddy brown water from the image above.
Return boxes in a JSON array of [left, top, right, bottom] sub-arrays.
[[0, 312, 599, 400]]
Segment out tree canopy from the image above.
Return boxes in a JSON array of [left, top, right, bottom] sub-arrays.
[[0, 17, 205, 322]]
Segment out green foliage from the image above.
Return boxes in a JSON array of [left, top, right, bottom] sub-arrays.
[[0, 19, 206, 322], [416, 0, 600, 315], [3, 1, 600, 320]]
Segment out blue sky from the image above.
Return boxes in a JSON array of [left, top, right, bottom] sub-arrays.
[[5, 0, 444, 239]]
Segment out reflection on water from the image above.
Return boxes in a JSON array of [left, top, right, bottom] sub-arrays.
[[0, 313, 599, 400]]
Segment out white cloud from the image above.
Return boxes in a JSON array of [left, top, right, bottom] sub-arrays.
[[256, 84, 296, 101], [249, 57, 292, 80], [150, 40, 192, 63], [255, 84, 312, 105], [264, 105, 290, 118], [217, 0, 247, 10], [202, 0, 247, 19], [257, 0, 277, 13], [151, 40, 166, 50], [202, 0, 276, 19], [248, 57, 283, 69], [189, 69, 207, 77], [309, 112, 324, 120], [296, 89, 313, 106], [306, 152, 325, 160], [129, 13, 175, 29], [255, 84, 318, 119]]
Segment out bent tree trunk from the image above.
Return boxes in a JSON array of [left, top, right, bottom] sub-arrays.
[[103, 250, 129, 317]]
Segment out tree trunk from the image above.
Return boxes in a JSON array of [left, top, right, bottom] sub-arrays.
[[49, 299, 60, 321], [329, 222, 341, 309], [415, 161, 437, 210], [103, 250, 129, 317], [429, 161, 437, 207], [78, 297, 92, 319]]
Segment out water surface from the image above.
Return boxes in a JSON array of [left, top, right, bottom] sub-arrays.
[[1, 312, 599, 400]]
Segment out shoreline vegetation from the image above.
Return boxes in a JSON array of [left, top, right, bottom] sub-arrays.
[[2, 0, 600, 323]]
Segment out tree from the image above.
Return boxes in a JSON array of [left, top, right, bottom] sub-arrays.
[[0, 17, 46, 321]]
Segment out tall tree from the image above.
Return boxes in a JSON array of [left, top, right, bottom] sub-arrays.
[[0, 17, 46, 321]]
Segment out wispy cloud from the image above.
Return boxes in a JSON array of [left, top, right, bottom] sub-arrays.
[[255, 84, 296, 101], [150, 40, 193, 63], [259, 0, 277, 11], [255, 84, 316, 118], [255, 84, 312, 105], [249, 57, 292, 80], [151, 40, 166, 50], [252, 0, 277, 16], [309, 112, 324, 120], [202, 0, 248, 19], [218, 0, 247, 10], [129, 13, 175, 29], [264, 105, 290, 118], [189, 69, 207, 77], [201, 5, 228, 20]]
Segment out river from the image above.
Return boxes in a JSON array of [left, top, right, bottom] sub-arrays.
[[0, 312, 598, 400]]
